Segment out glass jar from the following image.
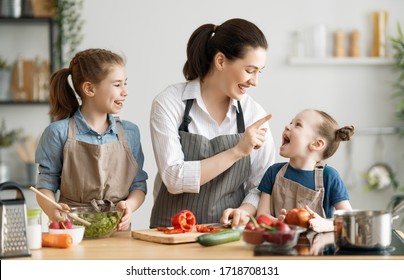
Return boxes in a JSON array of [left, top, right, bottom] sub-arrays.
[[26, 209, 42, 250]]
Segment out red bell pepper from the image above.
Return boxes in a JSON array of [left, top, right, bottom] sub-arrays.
[[196, 224, 221, 233], [163, 228, 186, 234], [170, 210, 196, 232]]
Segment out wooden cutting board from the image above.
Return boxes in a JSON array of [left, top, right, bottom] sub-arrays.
[[132, 229, 203, 244], [131, 228, 204, 244]]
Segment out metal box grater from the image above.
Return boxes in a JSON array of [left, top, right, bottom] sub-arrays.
[[0, 181, 31, 258]]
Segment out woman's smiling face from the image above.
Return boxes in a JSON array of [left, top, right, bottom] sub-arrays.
[[218, 46, 267, 100]]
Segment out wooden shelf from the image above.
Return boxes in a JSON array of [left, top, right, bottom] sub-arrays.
[[288, 57, 395, 66]]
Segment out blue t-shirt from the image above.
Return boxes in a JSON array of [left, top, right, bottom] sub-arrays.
[[258, 162, 349, 218]]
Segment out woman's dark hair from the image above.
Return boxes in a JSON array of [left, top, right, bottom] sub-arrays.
[[183, 18, 268, 81], [49, 48, 125, 121]]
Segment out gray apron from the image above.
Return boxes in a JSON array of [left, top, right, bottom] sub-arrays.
[[59, 117, 138, 207], [150, 99, 251, 227], [270, 163, 326, 218]]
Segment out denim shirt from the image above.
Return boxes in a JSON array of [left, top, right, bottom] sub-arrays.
[[35, 108, 148, 194]]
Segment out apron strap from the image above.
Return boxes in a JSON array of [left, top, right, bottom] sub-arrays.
[[178, 99, 246, 133], [178, 99, 194, 132], [68, 117, 76, 139], [114, 117, 126, 144], [236, 101, 245, 133]]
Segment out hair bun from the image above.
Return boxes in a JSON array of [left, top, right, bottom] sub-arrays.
[[335, 125, 355, 141]]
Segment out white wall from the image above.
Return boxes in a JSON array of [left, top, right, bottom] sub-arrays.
[[2, 0, 404, 230]]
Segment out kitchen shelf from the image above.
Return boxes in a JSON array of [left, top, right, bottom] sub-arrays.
[[288, 57, 395, 66], [0, 101, 48, 105], [356, 126, 404, 136], [0, 16, 56, 72]]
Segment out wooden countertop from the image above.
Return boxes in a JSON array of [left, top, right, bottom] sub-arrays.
[[12, 230, 404, 260]]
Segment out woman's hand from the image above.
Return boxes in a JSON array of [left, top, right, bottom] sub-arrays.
[[234, 114, 272, 157], [221, 207, 251, 227], [116, 201, 133, 231]]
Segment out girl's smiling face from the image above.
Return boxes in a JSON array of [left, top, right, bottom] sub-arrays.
[[280, 109, 323, 161], [218, 47, 266, 100], [92, 64, 128, 114]]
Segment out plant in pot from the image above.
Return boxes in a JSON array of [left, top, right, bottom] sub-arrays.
[[54, 0, 84, 68], [389, 21, 404, 226], [0, 56, 12, 101], [31, 0, 84, 69], [391, 22, 404, 128], [0, 119, 23, 182]]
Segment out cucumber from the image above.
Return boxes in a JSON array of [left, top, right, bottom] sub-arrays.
[[197, 229, 241, 246]]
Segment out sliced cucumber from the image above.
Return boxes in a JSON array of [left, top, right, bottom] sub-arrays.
[[197, 229, 241, 246]]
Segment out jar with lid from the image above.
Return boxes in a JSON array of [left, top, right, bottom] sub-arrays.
[[26, 209, 42, 250]]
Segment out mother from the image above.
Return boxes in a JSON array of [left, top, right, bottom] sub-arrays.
[[150, 18, 275, 228]]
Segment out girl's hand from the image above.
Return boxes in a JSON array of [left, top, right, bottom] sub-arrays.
[[49, 203, 70, 223], [116, 201, 132, 231], [305, 205, 334, 233], [277, 208, 287, 222]]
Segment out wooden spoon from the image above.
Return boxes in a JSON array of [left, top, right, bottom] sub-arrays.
[[29, 186, 91, 226]]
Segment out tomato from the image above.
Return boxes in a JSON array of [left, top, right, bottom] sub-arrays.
[[170, 210, 196, 232], [256, 215, 276, 227], [264, 222, 293, 245], [245, 222, 256, 230], [242, 227, 266, 245], [265, 232, 294, 244], [274, 221, 291, 233], [285, 208, 311, 228]]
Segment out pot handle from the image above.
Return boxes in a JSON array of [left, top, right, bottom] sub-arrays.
[[391, 200, 404, 219]]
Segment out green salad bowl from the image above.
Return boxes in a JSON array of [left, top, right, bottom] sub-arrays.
[[70, 205, 123, 239]]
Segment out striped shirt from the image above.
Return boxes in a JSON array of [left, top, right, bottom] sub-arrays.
[[150, 79, 275, 208]]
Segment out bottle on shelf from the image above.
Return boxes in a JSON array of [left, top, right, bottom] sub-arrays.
[[371, 10, 389, 57], [333, 30, 346, 57], [349, 30, 360, 57], [312, 23, 327, 58]]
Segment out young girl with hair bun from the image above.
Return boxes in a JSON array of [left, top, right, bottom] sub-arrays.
[[257, 109, 354, 232]]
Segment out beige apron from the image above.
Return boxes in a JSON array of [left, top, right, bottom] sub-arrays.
[[59, 117, 138, 207], [270, 163, 326, 218], [150, 99, 251, 227]]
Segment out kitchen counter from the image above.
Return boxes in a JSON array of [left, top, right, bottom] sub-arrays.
[[12, 230, 404, 260]]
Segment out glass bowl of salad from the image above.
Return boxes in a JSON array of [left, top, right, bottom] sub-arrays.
[[70, 205, 123, 239]]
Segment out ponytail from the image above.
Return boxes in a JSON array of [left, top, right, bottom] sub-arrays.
[[183, 24, 216, 81], [48, 68, 79, 121]]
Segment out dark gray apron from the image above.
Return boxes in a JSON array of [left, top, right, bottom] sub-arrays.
[[150, 99, 251, 227]]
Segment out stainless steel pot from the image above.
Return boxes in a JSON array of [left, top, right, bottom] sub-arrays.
[[333, 201, 404, 250]]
